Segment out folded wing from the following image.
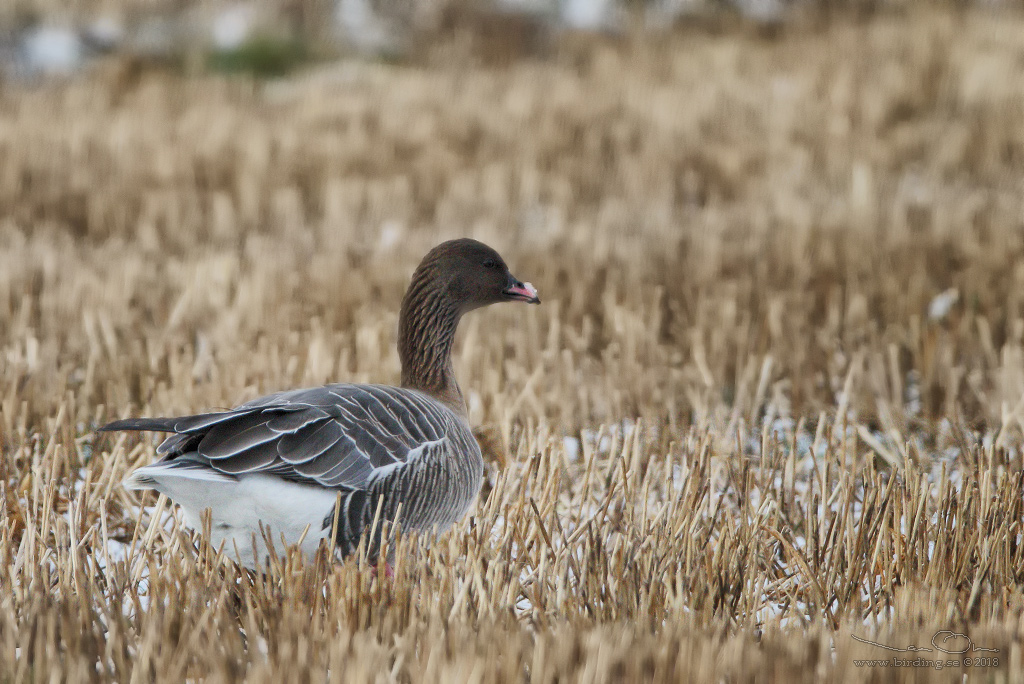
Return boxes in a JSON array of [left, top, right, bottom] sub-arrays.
[[100, 384, 455, 490]]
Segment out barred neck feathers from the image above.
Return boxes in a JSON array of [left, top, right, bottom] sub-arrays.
[[398, 264, 465, 414]]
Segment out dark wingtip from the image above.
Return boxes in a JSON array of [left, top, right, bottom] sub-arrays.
[[97, 417, 178, 433]]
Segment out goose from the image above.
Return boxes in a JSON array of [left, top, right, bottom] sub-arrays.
[[100, 238, 539, 569]]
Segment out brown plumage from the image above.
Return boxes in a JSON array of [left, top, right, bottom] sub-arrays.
[[399, 238, 539, 411], [100, 238, 539, 569]]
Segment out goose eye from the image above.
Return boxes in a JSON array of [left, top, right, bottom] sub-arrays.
[[483, 259, 497, 269]]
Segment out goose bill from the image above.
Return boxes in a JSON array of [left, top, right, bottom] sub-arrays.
[[503, 281, 540, 304]]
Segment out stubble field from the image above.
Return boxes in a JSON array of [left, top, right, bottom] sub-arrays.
[[2, 7, 1024, 682]]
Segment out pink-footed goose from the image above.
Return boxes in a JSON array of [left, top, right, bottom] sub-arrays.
[[100, 239, 539, 569]]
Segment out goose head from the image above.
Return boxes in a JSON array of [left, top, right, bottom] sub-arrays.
[[420, 238, 540, 313]]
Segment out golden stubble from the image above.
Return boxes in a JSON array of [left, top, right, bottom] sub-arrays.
[[1, 8, 1023, 682]]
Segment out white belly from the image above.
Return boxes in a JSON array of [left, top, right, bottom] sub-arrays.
[[140, 470, 340, 569]]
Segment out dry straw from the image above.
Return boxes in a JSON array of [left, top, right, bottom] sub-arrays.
[[1, 7, 1024, 682]]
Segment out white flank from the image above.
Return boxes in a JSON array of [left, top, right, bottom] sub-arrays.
[[125, 464, 339, 569]]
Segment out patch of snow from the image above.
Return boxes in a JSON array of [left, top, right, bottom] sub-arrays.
[[336, 0, 398, 54], [671, 464, 688, 491], [22, 26, 84, 76], [377, 221, 404, 251], [563, 436, 580, 462], [560, 0, 622, 32], [212, 4, 256, 51], [928, 288, 959, 321], [729, 0, 787, 23]]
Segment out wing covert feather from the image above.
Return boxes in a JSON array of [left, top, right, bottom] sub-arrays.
[[119, 385, 463, 491]]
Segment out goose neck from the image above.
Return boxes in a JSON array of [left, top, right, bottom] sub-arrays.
[[398, 281, 465, 414]]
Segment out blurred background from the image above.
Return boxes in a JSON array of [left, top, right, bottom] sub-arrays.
[[4, 0, 1024, 441], [0, 0, 936, 79], [3, 2, 1024, 679]]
